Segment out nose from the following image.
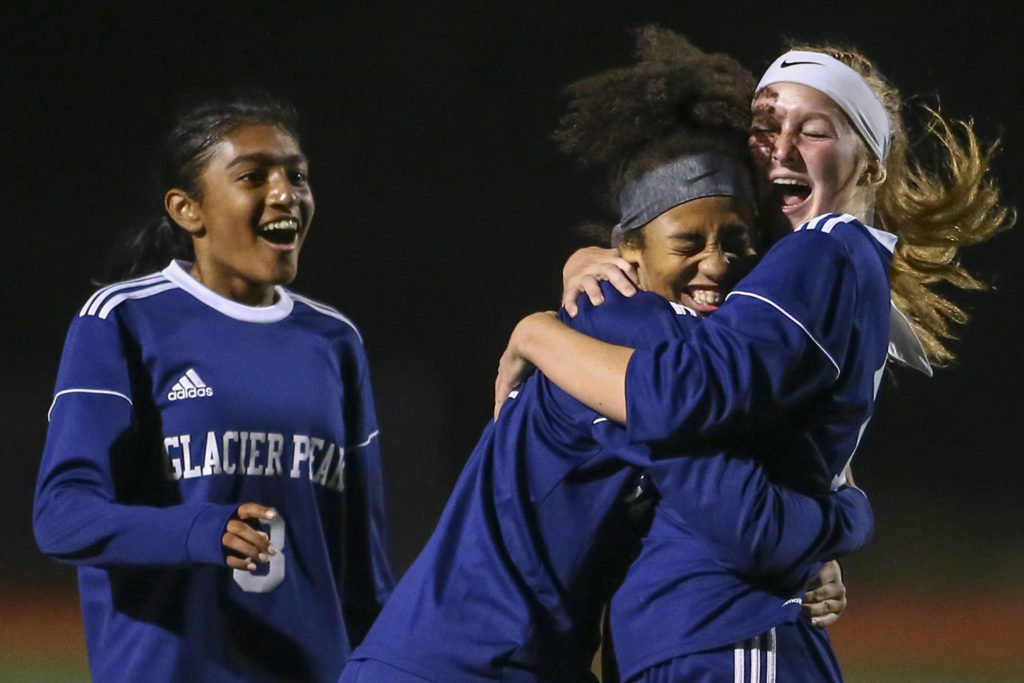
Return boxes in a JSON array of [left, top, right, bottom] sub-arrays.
[[697, 248, 729, 281], [772, 130, 797, 164], [267, 170, 296, 208]]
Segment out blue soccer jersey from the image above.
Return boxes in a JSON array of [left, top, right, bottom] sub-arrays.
[[34, 260, 394, 683], [611, 214, 893, 678], [345, 279, 872, 682]]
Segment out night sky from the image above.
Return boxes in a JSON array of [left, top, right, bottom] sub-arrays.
[[5, 1, 1022, 599]]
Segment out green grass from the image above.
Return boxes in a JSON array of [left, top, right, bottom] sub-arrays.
[[0, 658, 89, 683]]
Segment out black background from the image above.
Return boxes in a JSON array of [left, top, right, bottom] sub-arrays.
[[5, 2, 1022, 600]]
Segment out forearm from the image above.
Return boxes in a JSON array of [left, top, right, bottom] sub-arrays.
[[35, 396, 236, 567], [514, 312, 634, 423], [654, 455, 873, 581], [34, 485, 235, 567]]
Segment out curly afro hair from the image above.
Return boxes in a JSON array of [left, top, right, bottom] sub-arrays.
[[554, 25, 756, 209]]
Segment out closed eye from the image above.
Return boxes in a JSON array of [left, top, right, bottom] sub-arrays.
[[238, 170, 267, 184]]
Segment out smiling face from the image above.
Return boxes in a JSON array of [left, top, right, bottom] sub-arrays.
[[748, 82, 877, 236], [620, 196, 757, 315], [166, 123, 314, 306]]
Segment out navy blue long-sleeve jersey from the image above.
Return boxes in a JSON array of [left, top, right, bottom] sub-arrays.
[[34, 260, 394, 682], [347, 254, 873, 680], [611, 213, 892, 677]]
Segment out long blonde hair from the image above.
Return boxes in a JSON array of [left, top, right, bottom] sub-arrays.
[[793, 44, 1015, 366]]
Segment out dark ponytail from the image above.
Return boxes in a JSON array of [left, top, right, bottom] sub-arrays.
[[103, 93, 300, 282]]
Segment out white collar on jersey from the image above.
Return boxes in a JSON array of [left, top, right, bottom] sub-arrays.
[[863, 227, 933, 376], [162, 260, 294, 323]]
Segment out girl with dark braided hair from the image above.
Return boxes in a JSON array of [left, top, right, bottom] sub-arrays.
[[342, 28, 868, 682], [496, 29, 1013, 683], [33, 96, 394, 682]]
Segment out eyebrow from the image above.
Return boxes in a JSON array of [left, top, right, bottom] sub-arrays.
[[668, 231, 705, 241], [669, 225, 748, 240], [225, 152, 308, 169]]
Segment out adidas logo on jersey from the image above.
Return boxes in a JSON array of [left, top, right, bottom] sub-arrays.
[[168, 369, 214, 401]]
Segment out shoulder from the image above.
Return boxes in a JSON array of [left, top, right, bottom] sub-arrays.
[[77, 270, 177, 321], [792, 213, 886, 256], [287, 291, 365, 344], [568, 282, 701, 347], [794, 213, 865, 237], [750, 215, 865, 280]]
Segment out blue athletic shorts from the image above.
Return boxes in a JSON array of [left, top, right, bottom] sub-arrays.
[[628, 619, 842, 682]]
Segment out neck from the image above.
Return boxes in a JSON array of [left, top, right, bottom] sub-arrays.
[[188, 262, 277, 307]]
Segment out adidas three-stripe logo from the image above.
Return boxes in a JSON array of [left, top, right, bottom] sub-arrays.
[[168, 369, 214, 401]]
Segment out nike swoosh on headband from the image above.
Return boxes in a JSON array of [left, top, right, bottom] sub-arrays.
[[780, 59, 822, 68]]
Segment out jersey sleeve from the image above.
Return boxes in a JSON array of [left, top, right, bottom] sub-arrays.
[[33, 312, 237, 568], [625, 230, 859, 447], [339, 336, 395, 645], [569, 284, 702, 350], [650, 452, 873, 586]]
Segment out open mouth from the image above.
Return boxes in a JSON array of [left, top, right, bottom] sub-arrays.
[[685, 287, 723, 313], [257, 217, 300, 246], [771, 178, 811, 210]]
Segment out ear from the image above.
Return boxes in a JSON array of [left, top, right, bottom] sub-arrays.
[[860, 159, 887, 187], [619, 235, 644, 268], [165, 189, 203, 235]]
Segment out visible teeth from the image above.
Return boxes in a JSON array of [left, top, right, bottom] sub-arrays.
[[692, 290, 722, 305], [261, 218, 299, 232], [773, 178, 804, 186]]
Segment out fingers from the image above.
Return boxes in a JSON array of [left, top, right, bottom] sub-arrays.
[[602, 258, 640, 295], [224, 505, 279, 571], [802, 560, 847, 627], [494, 351, 526, 420], [809, 611, 841, 628], [561, 247, 637, 318], [802, 593, 847, 617], [803, 579, 844, 606], [236, 503, 277, 521], [801, 594, 846, 626]]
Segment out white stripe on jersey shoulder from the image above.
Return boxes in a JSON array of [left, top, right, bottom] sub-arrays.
[[96, 282, 179, 319], [48, 388, 133, 421], [724, 290, 841, 380], [289, 293, 363, 342], [348, 430, 380, 450], [80, 272, 167, 317], [866, 225, 898, 253], [797, 213, 900, 254], [668, 301, 700, 317], [794, 213, 857, 234]]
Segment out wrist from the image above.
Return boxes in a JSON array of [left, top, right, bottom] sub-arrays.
[[516, 312, 559, 363]]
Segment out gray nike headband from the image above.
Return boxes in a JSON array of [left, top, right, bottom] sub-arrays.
[[755, 50, 891, 162], [612, 153, 754, 246]]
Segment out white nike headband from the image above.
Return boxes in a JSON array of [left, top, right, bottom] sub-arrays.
[[755, 50, 891, 162]]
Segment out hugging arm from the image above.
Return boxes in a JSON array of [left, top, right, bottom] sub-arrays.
[[651, 453, 872, 585], [500, 232, 858, 451]]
